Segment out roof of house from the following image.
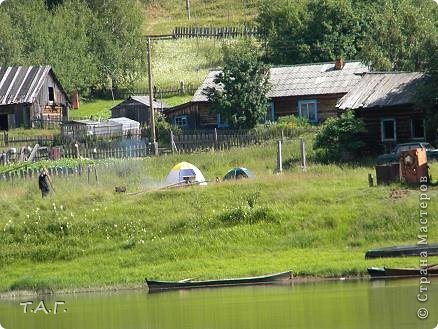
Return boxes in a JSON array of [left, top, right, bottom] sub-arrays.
[[336, 72, 426, 110], [112, 95, 170, 110], [0, 66, 69, 106], [192, 61, 369, 103]]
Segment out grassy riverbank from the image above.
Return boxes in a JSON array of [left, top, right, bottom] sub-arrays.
[[1, 139, 437, 293]]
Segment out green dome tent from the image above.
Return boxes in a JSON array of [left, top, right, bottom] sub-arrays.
[[223, 167, 254, 181]]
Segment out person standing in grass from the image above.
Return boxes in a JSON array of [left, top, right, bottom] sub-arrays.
[[38, 167, 54, 197]]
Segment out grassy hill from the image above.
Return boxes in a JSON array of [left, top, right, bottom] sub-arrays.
[[1, 138, 437, 293], [142, 0, 259, 35]]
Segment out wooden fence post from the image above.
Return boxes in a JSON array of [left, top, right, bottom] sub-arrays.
[[300, 138, 307, 172], [277, 140, 283, 173], [94, 166, 98, 183]]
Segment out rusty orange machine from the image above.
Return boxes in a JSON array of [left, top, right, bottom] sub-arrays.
[[400, 148, 428, 184]]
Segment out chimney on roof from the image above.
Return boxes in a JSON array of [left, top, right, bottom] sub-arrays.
[[335, 58, 345, 70]]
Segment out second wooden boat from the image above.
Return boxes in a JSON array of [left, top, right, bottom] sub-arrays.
[[368, 265, 438, 278], [145, 270, 293, 292], [365, 244, 438, 259]]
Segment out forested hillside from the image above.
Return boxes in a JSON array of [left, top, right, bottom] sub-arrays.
[[0, 0, 436, 114]]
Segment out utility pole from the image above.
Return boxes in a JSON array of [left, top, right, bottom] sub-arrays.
[[147, 37, 158, 155], [186, 0, 190, 20]]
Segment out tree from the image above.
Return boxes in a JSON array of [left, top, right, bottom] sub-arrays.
[[88, 0, 147, 89], [313, 110, 367, 162], [360, 0, 438, 71], [0, 11, 23, 65], [415, 42, 438, 144], [203, 40, 271, 129], [47, 0, 99, 93], [257, 0, 361, 64]]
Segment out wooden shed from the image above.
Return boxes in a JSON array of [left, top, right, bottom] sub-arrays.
[[111, 96, 170, 125], [165, 60, 369, 129], [337, 72, 427, 152], [0, 66, 70, 130]]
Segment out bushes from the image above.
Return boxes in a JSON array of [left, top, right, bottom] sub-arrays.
[[313, 110, 366, 162]]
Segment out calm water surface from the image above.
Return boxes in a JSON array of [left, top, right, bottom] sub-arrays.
[[1, 278, 437, 329]]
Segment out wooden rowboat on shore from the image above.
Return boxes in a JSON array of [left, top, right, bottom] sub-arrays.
[[145, 270, 293, 292], [365, 244, 438, 259], [368, 265, 438, 279]]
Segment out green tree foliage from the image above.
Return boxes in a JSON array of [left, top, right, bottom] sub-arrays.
[[88, 0, 146, 88], [258, 0, 361, 64], [0, 10, 22, 65], [360, 0, 438, 71], [257, 0, 438, 71], [313, 110, 367, 162], [47, 0, 99, 93], [0, 0, 146, 94], [204, 40, 271, 129], [416, 42, 438, 143]]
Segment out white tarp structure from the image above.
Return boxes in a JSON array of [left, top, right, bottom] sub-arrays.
[[108, 117, 140, 135], [164, 162, 207, 187]]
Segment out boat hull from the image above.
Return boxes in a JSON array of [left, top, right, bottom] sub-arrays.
[[365, 244, 438, 259], [145, 270, 293, 292], [368, 267, 438, 279]]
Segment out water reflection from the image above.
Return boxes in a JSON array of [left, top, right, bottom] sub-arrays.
[[0, 278, 437, 329]]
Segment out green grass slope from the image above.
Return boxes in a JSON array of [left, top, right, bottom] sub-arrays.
[[0, 139, 437, 293], [142, 0, 258, 35]]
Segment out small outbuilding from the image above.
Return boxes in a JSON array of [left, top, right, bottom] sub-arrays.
[[108, 117, 141, 136], [61, 119, 122, 138], [111, 96, 170, 125]]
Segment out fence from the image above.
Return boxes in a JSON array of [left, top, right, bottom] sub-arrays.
[[61, 144, 151, 159], [172, 26, 260, 39], [1, 127, 307, 181], [0, 133, 54, 147], [89, 83, 198, 100], [31, 119, 62, 129], [171, 128, 300, 152], [0, 164, 102, 183]]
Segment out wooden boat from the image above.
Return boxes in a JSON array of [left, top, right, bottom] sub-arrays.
[[145, 270, 293, 292], [365, 243, 438, 259], [368, 265, 438, 278]]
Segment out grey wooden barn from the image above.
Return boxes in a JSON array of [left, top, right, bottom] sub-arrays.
[[0, 66, 70, 130], [111, 96, 170, 125]]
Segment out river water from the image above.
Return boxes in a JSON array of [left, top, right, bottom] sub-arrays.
[[1, 278, 437, 329]]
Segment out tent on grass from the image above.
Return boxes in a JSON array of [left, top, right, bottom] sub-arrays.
[[223, 167, 254, 181], [164, 162, 207, 187]]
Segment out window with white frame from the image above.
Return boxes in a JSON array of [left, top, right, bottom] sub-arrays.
[[381, 119, 396, 142], [175, 115, 188, 127], [411, 119, 425, 139], [298, 100, 318, 123]]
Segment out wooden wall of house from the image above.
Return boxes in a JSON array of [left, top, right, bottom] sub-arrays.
[[165, 102, 217, 129], [33, 72, 69, 123], [356, 106, 424, 151], [273, 94, 344, 122], [0, 104, 25, 130]]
